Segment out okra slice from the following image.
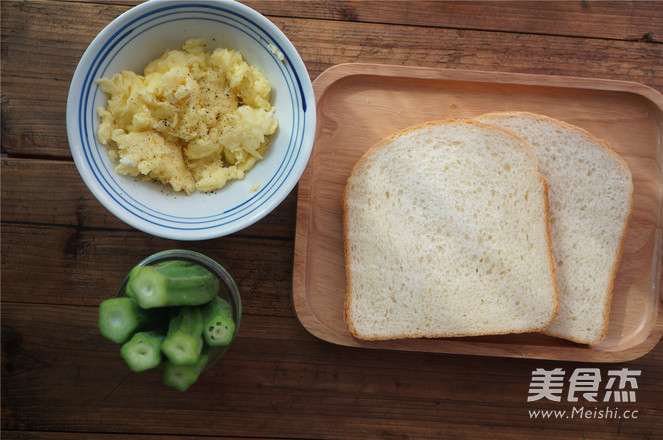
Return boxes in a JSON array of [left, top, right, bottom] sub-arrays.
[[98, 297, 167, 343], [161, 306, 204, 366], [125, 262, 220, 308], [162, 346, 212, 392], [202, 297, 236, 346], [121, 331, 165, 372], [152, 260, 204, 278]]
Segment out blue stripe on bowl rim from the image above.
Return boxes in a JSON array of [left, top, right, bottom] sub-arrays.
[[75, 2, 309, 232]]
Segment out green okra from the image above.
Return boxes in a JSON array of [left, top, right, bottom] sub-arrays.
[[202, 297, 236, 346], [98, 297, 169, 343], [152, 260, 203, 277], [161, 306, 204, 366], [121, 330, 165, 372], [125, 260, 220, 309], [162, 345, 212, 392]]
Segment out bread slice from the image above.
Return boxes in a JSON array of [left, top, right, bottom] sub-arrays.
[[475, 112, 633, 345], [343, 119, 558, 340]]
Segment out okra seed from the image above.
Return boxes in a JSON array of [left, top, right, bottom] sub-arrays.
[[110, 314, 123, 328]]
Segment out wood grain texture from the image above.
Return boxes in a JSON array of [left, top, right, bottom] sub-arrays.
[[2, 1, 663, 439], [0, 158, 297, 239], [2, 1, 662, 157], [1, 211, 296, 318], [1, 1, 123, 158], [243, 0, 663, 42], [52, 0, 663, 42], [0, 435, 240, 440], [2, 302, 662, 439]]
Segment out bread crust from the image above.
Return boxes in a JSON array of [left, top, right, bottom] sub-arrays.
[[342, 119, 559, 341], [475, 111, 634, 345]]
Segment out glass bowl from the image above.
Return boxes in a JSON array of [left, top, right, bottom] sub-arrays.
[[116, 249, 241, 371]]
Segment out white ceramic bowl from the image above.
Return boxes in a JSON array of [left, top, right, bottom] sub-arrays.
[[67, 0, 315, 240]]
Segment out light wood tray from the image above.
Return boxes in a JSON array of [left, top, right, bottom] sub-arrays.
[[292, 63, 663, 362]]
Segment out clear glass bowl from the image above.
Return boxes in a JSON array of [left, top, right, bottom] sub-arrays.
[[116, 249, 241, 371]]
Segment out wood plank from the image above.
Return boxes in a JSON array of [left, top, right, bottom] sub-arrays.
[[0, 434, 243, 440], [0, 0, 125, 158], [281, 15, 663, 84], [0, 158, 297, 239], [0, 222, 296, 320], [3, 1, 662, 158], [0, 158, 296, 313], [244, 0, 663, 42], [51, 0, 663, 42], [2, 302, 661, 438]]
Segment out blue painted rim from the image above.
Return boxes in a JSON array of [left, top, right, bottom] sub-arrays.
[[70, 1, 313, 237]]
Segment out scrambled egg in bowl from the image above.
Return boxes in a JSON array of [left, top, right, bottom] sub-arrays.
[[95, 38, 278, 195]]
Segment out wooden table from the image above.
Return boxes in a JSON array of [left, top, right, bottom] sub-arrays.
[[2, 1, 662, 438]]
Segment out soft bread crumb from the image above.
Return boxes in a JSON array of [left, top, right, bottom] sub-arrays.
[[343, 119, 559, 340], [475, 112, 633, 345]]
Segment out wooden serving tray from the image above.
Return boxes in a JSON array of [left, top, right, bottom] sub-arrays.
[[292, 63, 663, 362]]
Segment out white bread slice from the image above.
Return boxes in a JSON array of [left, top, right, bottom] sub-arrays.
[[343, 120, 558, 340], [475, 112, 633, 345]]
